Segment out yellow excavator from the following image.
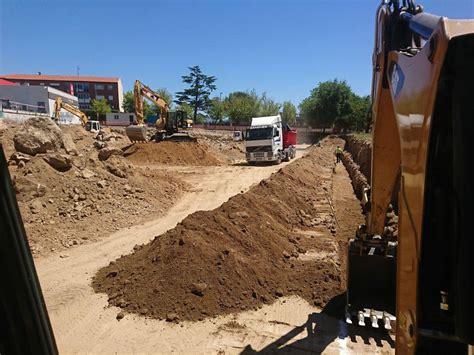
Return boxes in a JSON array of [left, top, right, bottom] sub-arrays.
[[346, 0, 474, 353], [53, 97, 100, 132], [125, 80, 195, 142]]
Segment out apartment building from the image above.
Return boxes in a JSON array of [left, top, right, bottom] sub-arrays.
[[0, 74, 123, 112]]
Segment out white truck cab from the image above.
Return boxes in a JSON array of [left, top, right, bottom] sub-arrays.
[[245, 115, 285, 164]]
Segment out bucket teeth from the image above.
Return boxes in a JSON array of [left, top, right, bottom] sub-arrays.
[[383, 313, 392, 330], [370, 311, 379, 328], [358, 311, 365, 326], [345, 312, 353, 324]]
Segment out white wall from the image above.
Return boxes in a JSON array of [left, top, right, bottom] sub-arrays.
[[0, 85, 78, 116], [117, 79, 124, 112], [106, 112, 135, 126]]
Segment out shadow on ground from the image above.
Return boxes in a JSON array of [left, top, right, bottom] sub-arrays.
[[241, 293, 395, 354]]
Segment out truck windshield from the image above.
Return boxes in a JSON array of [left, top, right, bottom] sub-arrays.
[[246, 127, 273, 140]]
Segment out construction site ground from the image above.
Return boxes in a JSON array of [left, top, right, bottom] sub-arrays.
[[1, 121, 394, 354]]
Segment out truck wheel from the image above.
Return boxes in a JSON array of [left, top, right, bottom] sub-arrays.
[[275, 158, 282, 165]]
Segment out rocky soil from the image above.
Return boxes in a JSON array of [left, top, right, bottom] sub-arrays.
[[1, 118, 188, 256]]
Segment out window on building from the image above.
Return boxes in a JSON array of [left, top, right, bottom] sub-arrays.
[[114, 114, 119, 120], [40, 83, 45, 86], [78, 93, 91, 103], [95, 84, 105, 90], [96, 95, 105, 100], [79, 103, 90, 110], [75, 83, 84, 92], [129, 115, 134, 121], [108, 95, 113, 100], [107, 84, 113, 90], [50, 82, 60, 87], [37, 101, 46, 113]]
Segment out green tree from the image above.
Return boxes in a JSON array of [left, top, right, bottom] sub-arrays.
[[175, 65, 217, 121], [346, 94, 371, 132], [259, 93, 281, 116], [281, 101, 297, 125], [207, 97, 225, 124], [299, 79, 353, 132], [224, 91, 261, 125], [90, 98, 111, 118], [122, 91, 135, 113]]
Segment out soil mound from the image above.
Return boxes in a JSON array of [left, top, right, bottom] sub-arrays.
[[93, 139, 344, 321], [2, 122, 187, 255], [123, 141, 223, 166]]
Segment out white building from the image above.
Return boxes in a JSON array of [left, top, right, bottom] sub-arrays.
[[0, 84, 81, 124], [105, 112, 136, 126]]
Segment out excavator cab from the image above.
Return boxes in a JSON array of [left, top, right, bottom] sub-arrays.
[[86, 120, 100, 133]]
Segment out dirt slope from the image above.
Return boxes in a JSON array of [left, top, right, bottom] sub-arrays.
[[123, 141, 225, 166], [93, 138, 345, 322], [1, 122, 187, 256]]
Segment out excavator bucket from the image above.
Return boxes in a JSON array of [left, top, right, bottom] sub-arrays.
[[346, 237, 397, 327], [126, 125, 147, 142]]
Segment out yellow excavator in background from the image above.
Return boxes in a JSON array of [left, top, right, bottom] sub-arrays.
[[346, 0, 474, 353], [53, 97, 100, 132], [125, 80, 195, 143]]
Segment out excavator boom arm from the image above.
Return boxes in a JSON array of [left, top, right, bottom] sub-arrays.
[[133, 80, 169, 128], [347, 1, 474, 353], [54, 97, 88, 127]]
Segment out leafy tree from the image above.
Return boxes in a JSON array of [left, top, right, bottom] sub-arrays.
[[90, 98, 111, 118], [122, 91, 135, 113], [195, 113, 207, 124], [281, 101, 297, 125], [299, 79, 353, 132], [224, 91, 261, 125], [175, 65, 217, 121], [347, 94, 371, 131], [207, 97, 225, 124], [259, 93, 281, 116]]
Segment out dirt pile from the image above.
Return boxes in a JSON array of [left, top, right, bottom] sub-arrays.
[[1, 120, 187, 255], [123, 140, 224, 166], [341, 151, 369, 201], [93, 138, 344, 322], [190, 129, 245, 163], [344, 135, 372, 182]]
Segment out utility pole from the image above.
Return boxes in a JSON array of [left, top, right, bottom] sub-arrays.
[[76, 66, 80, 76]]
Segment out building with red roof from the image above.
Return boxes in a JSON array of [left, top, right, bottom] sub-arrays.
[[0, 78, 17, 86], [0, 73, 123, 111]]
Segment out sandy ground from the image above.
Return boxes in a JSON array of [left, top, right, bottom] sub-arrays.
[[34, 146, 394, 354]]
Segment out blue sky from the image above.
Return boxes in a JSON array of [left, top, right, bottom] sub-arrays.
[[1, 0, 473, 107]]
